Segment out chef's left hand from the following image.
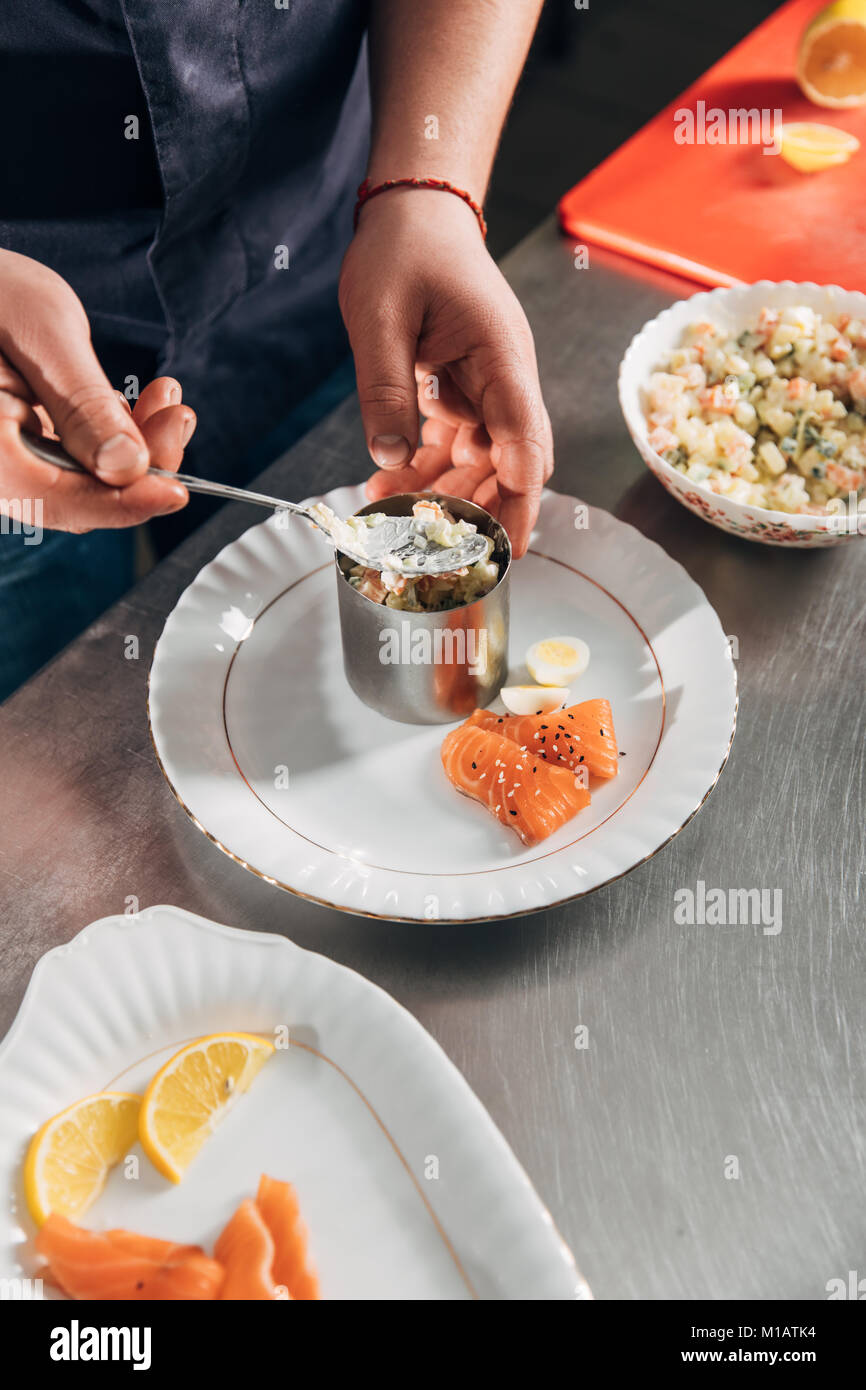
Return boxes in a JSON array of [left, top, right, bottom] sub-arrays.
[[338, 189, 553, 558]]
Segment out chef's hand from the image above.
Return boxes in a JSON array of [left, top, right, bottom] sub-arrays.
[[338, 191, 553, 557], [0, 249, 192, 533]]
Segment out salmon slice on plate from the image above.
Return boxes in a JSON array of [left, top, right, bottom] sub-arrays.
[[466, 697, 618, 780], [256, 1174, 320, 1300], [214, 1198, 278, 1300], [441, 721, 591, 847], [35, 1214, 224, 1300], [215, 1178, 320, 1301]]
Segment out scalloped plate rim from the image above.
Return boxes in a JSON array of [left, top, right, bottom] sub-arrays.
[[0, 905, 590, 1300], [147, 486, 738, 921]]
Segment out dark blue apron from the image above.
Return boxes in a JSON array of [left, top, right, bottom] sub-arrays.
[[0, 0, 371, 479], [0, 1, 370, 698]]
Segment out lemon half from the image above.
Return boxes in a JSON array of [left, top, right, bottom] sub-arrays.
[[139, 1033, 274, 1183], [24, 1091, 141, 1226], [798, 1, 866, 108]]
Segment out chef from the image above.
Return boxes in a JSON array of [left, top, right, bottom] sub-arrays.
[[0, 1, 553, 699]]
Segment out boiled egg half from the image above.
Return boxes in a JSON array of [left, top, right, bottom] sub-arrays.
[[526, 636, 590, 687], [500, 685, 571, 716]]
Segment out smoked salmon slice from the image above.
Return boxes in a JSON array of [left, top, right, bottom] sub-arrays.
[[465, 698, 619, 780], [441, 721, 591, 846], [256, 1175, 320, 1300], [214, 1198, 278, 1301], [35, 1214, 224, 1300]]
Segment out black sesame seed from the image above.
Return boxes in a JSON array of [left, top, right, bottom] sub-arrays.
[[509, 809, 517, 816], [620, 751, 627, 757], [567, 713, 574, 719], [568, 746, 574, 754], [540, 724, 548, 730], [532, 766, 537, 773], [599, 728, 605, 737], [540, 735, 545, 743], [471, 761, 477, 769], [579, 755, 585, 763]]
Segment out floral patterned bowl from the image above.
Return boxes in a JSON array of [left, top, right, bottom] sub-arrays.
[[618, 280, 866, 547]]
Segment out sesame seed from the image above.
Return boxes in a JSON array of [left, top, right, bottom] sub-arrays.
[[509, 809, 517, 816], [471, 761, 477, 769], [567, 713, 574, 719], [600, 727, 604, 737]]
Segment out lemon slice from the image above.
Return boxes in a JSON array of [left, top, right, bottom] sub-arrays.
[[139, 1033, 274, 1183], [24, 1091, 141, 1226], [778, 121, 860, 171], [798, 1, 866, 108]]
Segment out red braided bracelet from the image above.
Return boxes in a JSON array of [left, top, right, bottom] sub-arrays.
[[353, 177, 488, 240]]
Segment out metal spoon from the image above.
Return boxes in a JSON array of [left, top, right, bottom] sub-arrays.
[[20, 432, 489, 575]]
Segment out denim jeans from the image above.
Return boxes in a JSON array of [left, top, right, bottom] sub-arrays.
[[0, 354, 357, 703], [0, 526, 136, 702]]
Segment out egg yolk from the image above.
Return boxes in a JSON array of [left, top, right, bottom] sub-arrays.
[[533, 641, 578, 668]]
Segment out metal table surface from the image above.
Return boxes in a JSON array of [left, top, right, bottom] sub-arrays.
[[1, 220, 863, 1301]]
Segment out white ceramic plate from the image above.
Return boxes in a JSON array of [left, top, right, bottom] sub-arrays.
[[148, 486, 737, 921], [619, 280, 866, 547], [0, 906, 587, 1300]]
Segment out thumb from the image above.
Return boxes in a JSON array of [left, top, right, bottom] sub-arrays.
[[2, 271, 149, 484], [350, 311, 420, 470]]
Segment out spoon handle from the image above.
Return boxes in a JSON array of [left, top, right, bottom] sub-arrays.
[[20, 431, 305, 517]]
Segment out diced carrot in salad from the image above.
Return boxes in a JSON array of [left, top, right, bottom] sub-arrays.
[[644, 304, 866, 514]]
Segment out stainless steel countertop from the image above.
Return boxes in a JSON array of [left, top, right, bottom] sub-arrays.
[[1, 221, 863, 1300]]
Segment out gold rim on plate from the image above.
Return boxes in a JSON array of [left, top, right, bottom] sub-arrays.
[[146, 546, 738, 923]]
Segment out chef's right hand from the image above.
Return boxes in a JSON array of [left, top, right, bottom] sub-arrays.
[[0, 248, 192, 533]]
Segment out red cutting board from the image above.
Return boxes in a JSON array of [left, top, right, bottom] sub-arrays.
[[558, 0, 866, 290]]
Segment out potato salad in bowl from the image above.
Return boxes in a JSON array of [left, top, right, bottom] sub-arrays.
[[619, 281, 866, 546], [647, 305, 866, 514]]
